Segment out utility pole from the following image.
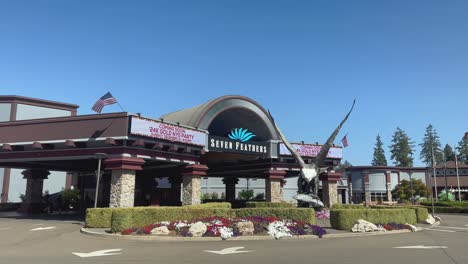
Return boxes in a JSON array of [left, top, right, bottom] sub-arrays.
[[455, 147, 462, 202], [443, 152, 448, 199], [431, 146, 438, 202]]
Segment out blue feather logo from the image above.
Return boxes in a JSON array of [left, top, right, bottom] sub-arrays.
[[228, 128, 256, 142]]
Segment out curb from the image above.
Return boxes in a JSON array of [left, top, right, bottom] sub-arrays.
[[80, 225, 430, 241]]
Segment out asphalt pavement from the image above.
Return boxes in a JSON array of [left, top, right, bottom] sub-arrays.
[[0, 213, 467, 264]]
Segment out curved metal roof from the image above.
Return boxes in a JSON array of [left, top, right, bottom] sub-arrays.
[[160, 95, 279, 140]]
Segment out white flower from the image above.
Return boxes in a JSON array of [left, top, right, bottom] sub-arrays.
[[160, 221, 170, 226], [175, 222, 189, 230], [219, 226, 233, 240], [268, 221, 292, 239]]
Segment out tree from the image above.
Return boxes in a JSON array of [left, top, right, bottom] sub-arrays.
[[372, 135, 387, 166], [392, 179, 430, 203], [456, 136, 468, 164], [335, 160, 352, 172], [443, 144, 455, 162], [389, 127, 415, 167], [419, 124, 443, 166]]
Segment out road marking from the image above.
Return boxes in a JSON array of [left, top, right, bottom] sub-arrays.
[[72, 249, 122, 258], [394, 245, 447, 249], [433, 226, 468, 230], [30, 226, 56, 231], [427, 229, 456, 233], [464, 224, 468, 227], [204, 247, 254, 255], [0, 228, 10, 231]]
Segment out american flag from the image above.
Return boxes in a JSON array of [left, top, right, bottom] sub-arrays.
[[341, 135, 349, 148], [92, 92, 117, 113]]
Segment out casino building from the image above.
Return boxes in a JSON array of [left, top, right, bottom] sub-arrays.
[[0, 95, 344, 213]]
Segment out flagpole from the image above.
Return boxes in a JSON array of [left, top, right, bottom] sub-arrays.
[[455, 147, 461, 202], [116, 101, 126, 112]]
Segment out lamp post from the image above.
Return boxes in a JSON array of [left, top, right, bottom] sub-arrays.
[[94, 153, 107, 208]]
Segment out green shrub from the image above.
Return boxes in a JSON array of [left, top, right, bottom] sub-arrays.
[[245, 202, 294, 208], [86, 208, 114, 228], [331, 204, 364, 209], [422, 206, 468, 214], [238, 189, 254, 200], [110, 207, 234, 232], [330, 209, 417, 230], [234, 208, 315, 224], [369, 206, 428, 223], [185, 202, 231, 209], [420, 201, 468, 208]]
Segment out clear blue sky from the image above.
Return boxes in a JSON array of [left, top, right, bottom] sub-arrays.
[[1, 1, 467, 167]]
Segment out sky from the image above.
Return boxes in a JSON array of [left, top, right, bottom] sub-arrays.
[[1, 0, 467, 167]]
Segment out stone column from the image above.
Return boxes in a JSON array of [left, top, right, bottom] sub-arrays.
[[104, 157, 145, 208], [169, 176, 183, 206], [265, 170, 286, 203], [319, 172, 342, 208], [19, 169, 50, 214], [181, 164, 208, 205], [385, 171, 393, 202], [344, 189, 349, 204], [222, 177, 239, 202], [363, 172, 371, 205]]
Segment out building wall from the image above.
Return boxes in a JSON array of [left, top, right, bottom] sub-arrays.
[[2, 101, 73, 203]]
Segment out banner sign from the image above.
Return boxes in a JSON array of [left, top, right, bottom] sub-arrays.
[[130, 116, 207, 146], [279, 143, 342, 159], [209, 135, 269, 156]]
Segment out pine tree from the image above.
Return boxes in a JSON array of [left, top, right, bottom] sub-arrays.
[[389, 127, 415, 167], [456, 136, 468, 164], [443, 144, 455, 162], [419, 124, 443, 166], [372, 135, 387, 166]]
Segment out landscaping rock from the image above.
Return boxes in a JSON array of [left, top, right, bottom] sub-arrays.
[[405, 223, 417, 232], [151, 226, 170, 235], [235, 221, 254, 236], [425, 215, 436, 225], [189, 221, 207, 237], [351, 219, 385, 233]]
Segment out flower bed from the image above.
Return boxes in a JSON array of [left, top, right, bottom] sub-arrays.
[[119, 216, 326, 240]]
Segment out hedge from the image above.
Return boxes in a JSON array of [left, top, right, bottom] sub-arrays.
[[245, 202, 294, 208], [86, 208, 114, 228], [330, 209, 417, 230], [331, 204, 364, 209], [185, 202, 232, 209], [0, 203, 21, 212], [422, 206, 468, 214], [420, 201, 468, 208], [369, 206, 428, 223], [234, 208, 315, 224], [111, 207, 234, 232]]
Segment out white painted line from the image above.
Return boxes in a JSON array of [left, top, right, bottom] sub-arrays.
[[30, 226, 56, 231], [427, 229, 456, 233], [0, 228, 10, 231], [433, 226, 468, 230], [73, 249, 122, 258], [204, 247, 254, 255], [394, 245, 447, 249], [464, 224, 468, 227]]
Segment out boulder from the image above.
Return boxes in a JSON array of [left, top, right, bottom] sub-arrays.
[[425, 215, 436, 225], [351, 219, 385, 233], [405, 223, 417, 232], [189, 221, 207, 237], [235, 221, 254, 236], [151, 226, 170, 235]]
